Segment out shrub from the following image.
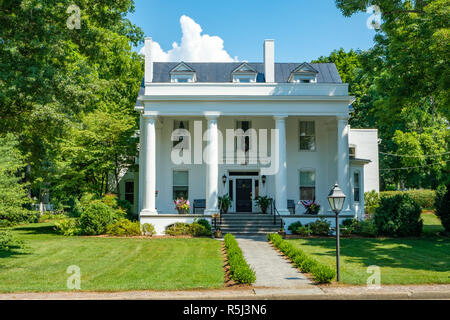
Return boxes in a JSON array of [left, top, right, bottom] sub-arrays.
[[0, 210, 40, 227], [380, 190, 436, 210], [141, 223, 156, 236], [342, 218, 377, 237], [311, 264, 336, 284], [308, 218, 331, 236], [374, 194, 422, 237], [79, 201, 122, 235], [106, 218, 141, 236], [288, 221, 302, 234], [224, 234, 256, 284], [189, 222, 211, 236], [364, 190, 380, 217], [296, 226, 312, 236], [54, 218, 81, 236], [0, 230, 25, 251], [195, 218, 212, 233], [435, 184, 450, 233], [165, 222, 191, 236], [300, 257, 318, 273], [268, 233, 335, 283], [39, 213, 67, 223]]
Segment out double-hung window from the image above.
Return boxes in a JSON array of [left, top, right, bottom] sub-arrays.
[[125, 181, 134, 204], [173, 170, 189, 200], [354, 171, 360, 202], [300, 170, 316, 201], [299, 121, 316, 151]]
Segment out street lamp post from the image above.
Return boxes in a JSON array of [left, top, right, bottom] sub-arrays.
[[327, 184, 346, 282]]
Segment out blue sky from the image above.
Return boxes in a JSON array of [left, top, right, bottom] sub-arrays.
[[128, 0, 376, 62]]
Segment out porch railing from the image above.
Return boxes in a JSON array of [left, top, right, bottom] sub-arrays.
[[271, 199, 284, 230]]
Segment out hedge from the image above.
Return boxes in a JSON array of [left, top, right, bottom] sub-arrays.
[[380, 190, 435, 210], [267, 233, 335, 283], [223, 234, 256, 284]]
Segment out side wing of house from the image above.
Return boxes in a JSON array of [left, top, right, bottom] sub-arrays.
[[349, 129, 380, 193]]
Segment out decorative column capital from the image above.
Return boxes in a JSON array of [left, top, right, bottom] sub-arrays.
[[204, 112, 221, 120], [273, 114, 288, 121], [143, 112, 158, 120]]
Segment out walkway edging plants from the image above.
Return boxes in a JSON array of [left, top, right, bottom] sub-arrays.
[[224, 234, 256, 284], [267, 233, 335, 283]]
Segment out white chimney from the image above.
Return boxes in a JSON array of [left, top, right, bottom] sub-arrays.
[[264, 39, 275, 83], [144, 37, 153, 83]]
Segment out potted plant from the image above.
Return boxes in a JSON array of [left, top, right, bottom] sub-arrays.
[[214, 228, 223, 238], [174, 197, 190, 214], [254, 196, 271, 214], [218, 194, 232, 213], [278, 227, 286, 237], [299, 200, 320, 215]]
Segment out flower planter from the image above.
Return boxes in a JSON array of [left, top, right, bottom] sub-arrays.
[[214, 229, 223, 238]]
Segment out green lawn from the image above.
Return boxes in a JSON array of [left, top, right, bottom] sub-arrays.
[[287, 214, 450, 285], [0, 223, 224, 292]]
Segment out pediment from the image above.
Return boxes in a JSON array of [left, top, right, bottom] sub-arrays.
[[291, 62, 318, 74], [232, 62, 257, 74], [170, 62, 195, 73]]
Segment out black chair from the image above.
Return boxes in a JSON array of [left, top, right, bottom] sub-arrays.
[[193, 199, 206, 214], [287, 200, 296, 215]]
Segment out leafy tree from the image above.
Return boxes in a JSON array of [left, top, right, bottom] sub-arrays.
[[0, 134, 35, 225], [331, 0, 450, 189], [0, 1, 144, 206]]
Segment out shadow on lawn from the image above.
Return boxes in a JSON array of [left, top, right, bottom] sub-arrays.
[[14, 224, 58, 236], [299, 237, 450, 273]]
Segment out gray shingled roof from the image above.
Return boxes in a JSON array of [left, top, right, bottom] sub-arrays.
[[151, 62, 342, 83]]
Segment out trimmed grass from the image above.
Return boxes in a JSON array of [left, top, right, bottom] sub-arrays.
[[287, 214, 450, 285], [422, 212, 445, 236], [0, 223, 224, 292]]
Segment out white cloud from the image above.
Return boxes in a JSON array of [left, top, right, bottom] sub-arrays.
[[139, 15, 238, 62]]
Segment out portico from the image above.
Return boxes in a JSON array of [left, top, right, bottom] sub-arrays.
[[124, 38, 379, 235]]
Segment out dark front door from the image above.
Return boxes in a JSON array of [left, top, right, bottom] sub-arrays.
[[236, 179, 252, 212]]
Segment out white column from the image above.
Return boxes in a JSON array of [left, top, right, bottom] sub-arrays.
[[138, 114, 145, 214], [141, 114, 157, 215], [274, 115, 290, 215], [204, 114, 219, 215], [337, 117, 350, 211]]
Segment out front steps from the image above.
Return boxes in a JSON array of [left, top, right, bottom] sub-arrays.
[[217, 213, 282, 236]]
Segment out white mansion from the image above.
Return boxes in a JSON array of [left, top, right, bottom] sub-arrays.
[[119, 38, 379, 235]]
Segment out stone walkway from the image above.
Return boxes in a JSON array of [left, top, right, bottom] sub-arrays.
[[235, 236, 322, 295]]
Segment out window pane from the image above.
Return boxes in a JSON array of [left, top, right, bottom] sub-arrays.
[[173, 186, 188, 200], [354, 188, 360, 202], [300, 187, 315, 201], [354, 172, 360, 187], [300, 136, 315, 150], [173, 171, 188, 186], [125, 181, 134, 193], [125, 193, 134, 204], [300, 171, 315, 187]]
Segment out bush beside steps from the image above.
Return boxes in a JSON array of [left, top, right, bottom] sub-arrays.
[[267, 233, 335, 284], [223, 234, 256, 284]]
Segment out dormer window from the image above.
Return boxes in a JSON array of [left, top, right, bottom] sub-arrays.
[[170, 62, 196, 83], [232, 62, 257, 83], [289, 62, 318, 83]]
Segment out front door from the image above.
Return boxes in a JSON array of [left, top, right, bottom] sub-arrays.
[[236, 179, 252, 212]]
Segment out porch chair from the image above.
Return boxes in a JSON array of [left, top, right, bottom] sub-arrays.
[[287, 199, 296, 215], [193, 199, 206, 214]]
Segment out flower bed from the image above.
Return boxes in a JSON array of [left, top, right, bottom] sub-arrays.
[[267, 233, 335, 283], [223, 234, 256, 284]]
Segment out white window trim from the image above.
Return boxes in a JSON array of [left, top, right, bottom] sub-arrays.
[[232, 73, 257, 83], [290, 74, 318, 83], [299, 120, 317, 152]]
